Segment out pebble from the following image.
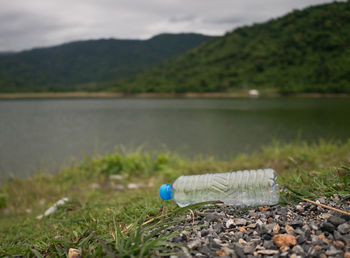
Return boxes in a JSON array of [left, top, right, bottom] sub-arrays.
[[272, 234, 297, 250], [68, 248, 81, 258], [292, 245, 305, 255], [328, 215, 346, 226], [321, 222, 335, 233], [256, 249, 279, 255], [187, 240, 200, 249], [225, 219, 234, 228], [326, 245, 342, 256], [235, 218, 247, 226], [127, 183, 138, 189], [243, 245, 255, 254], [164, 195, 350, 257], [338, 222, 350, 234], [109, 174, 123, 180], [246, 223, 256, 229]]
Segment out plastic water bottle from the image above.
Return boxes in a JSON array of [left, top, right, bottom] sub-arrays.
[[159, 169, 279, 207]]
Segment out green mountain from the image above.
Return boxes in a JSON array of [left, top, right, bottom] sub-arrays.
[[116, 1, 350, 94], [0, 33, 212, 92]]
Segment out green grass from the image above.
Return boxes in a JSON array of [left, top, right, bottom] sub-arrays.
[[0, 140, 350, 256]]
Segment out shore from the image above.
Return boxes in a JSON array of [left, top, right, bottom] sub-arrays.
[[0, 91, 350, 99], [166, 196, 350, 257], [0, 141, 349, 256]]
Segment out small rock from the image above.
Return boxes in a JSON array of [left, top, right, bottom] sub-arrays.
[[321, 222, 335, 233], [256, 249, 279, 255], [338, 222, 350, 234], [289, 221, 303, 228], [272, 234, 297, 250], [314, 245, 323, 251], [292, 245, 304, 255], [201, 230, 209, 237], [210, 240, 222, 249], [127, 183, 138, 189], [221, 246, 234, 255], [333, 230, 342, 240], [235, 218, 247, 226], [325, 245, 342, 256], [264, 240, 275, 249], [333, 240, 344, 248], [68, 248, 81, 258], [296, 204, 303, 211], [243, 245, 255, 254], [234, 232, 244, 239], [187, 240, 201, 249], [226, 219, 235, 228], [238, 238, 247, 246], [181, 231, 189, 241], [256, 219, 263, 226], [280, 246, 290, 253], [213, 223, 224, 233], [265, 223, 277, 232], [319, 213, 332, 220], [172, 236, 182, 243], [341, 214, 350, 221], [215, 250, 226, 257], [273, 224, 281, 234], [238, 226, 246, 232], [246, 223, 256, 229], [109, 174, 123, 180], [304, 229, 312, 241], [213, 238, 222, 245], [285, 224, 294, 233], [297, 233, 306, 245], [37, 197, 69, 219], [318, 233, 326, 241], [328, 215, 346, 226], [233, 244, 245, 258], [311, 235, 321, 243], [310, 223, 318, 231], [205, 213, 218, 222]]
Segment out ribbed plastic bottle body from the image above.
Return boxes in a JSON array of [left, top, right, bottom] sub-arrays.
[[171, 169, 279, 207]]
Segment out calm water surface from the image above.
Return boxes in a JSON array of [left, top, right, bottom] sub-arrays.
[[0, 98, 349, 177]]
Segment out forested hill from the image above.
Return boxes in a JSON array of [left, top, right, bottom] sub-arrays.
[[116, 1, 350, 94], [0, 33, 212, 92]]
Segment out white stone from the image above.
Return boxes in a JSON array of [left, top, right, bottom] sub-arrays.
[[226, 219, 235, 228], [257, 250, 279, 255], [37, 197, 69, 219], [127, 183, 138, 189], [109, 174, 123, 180], [319, 213, 332, 220]]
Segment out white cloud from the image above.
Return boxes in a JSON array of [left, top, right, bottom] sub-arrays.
[[0, 0, 338, 51]]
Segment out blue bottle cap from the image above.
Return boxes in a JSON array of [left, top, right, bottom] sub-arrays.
[[159, 184, 172, 200]]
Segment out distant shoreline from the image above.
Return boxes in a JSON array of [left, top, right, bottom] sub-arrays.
[[0, 92, 349, 99]]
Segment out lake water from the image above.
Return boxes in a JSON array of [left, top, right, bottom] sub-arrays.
[[0, 98, 349, 177]]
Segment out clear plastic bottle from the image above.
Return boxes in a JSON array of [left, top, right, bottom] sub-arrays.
[[159, 169, 279, 207]]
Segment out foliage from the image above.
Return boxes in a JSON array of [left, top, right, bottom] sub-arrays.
[[0, 34, 212, 92], [0, 140, 350, 256], [115, 1, 350, 94]]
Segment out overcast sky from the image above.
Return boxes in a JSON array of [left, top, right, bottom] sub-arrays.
[[0, 0, 337, 51]]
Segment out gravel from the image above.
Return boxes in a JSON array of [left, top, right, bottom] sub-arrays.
[[160, 195, 350, 257]]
